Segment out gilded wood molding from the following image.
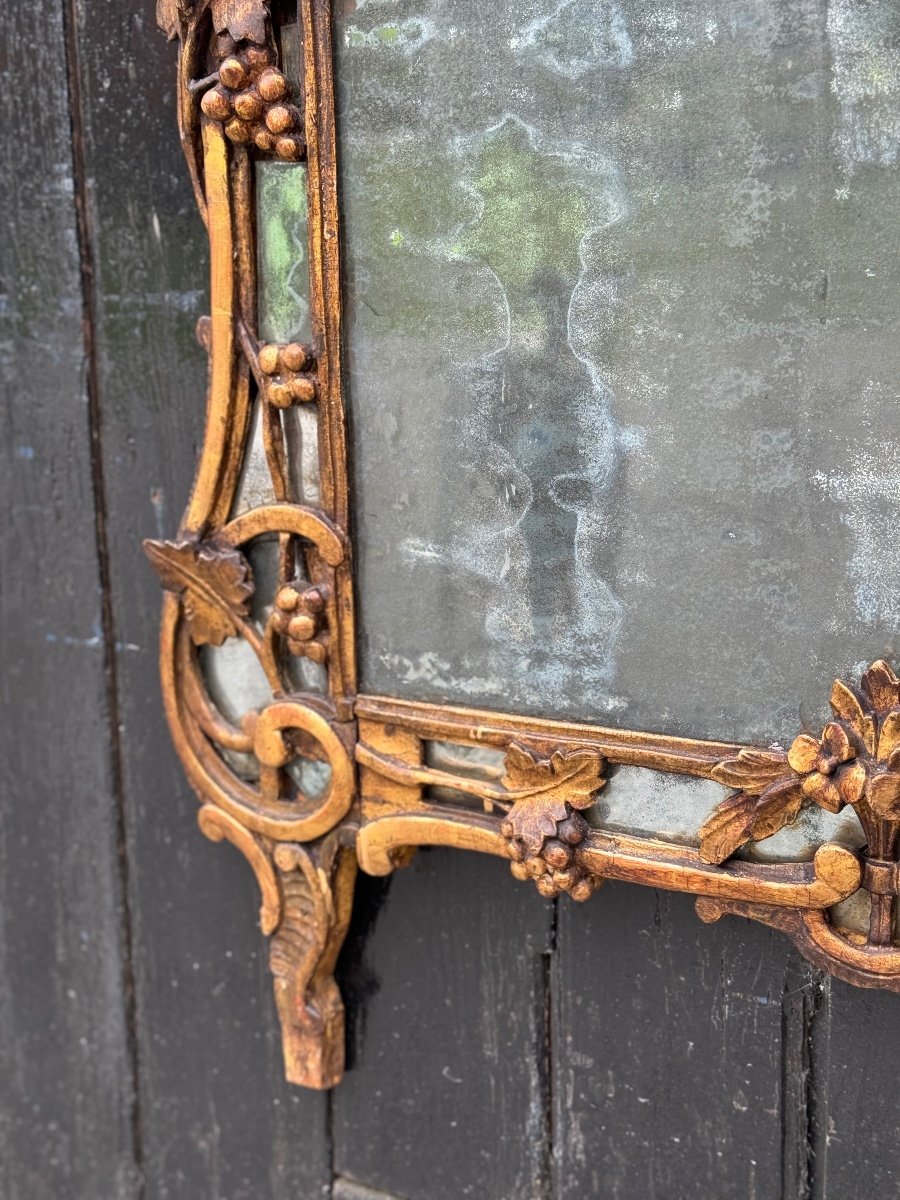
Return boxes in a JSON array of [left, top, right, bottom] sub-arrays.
[[148, 0, 900, 1089]]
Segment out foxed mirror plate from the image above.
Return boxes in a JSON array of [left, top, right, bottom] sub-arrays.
[[335, 0, 900, 747]]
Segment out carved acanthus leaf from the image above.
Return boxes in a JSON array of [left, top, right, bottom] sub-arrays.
[[210, 0, 270, 44], [501, 742, 605, 856], [270, 839, 356, 1088], [144, 537, 253, 645], [829, 677, 876, 754], [698, 776, 803, 866], [709, 747, 789, 793], [700, 748, 805, 864]]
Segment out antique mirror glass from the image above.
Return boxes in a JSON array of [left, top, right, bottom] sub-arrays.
[[149, 0, 900, 1088], [335, 0, 898, 743]]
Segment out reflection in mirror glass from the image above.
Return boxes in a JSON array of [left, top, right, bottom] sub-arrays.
[[337, 0, 900, 745]]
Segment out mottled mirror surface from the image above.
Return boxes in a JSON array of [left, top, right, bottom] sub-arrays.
[[337, 0, 900, 745], [257, 160, 311, 344]]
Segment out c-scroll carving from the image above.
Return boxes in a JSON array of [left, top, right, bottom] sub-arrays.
[[150, 0, 357, 1088], [151, 0, 900, 1096], [270, 837, 357, 1088], [355, 710, 862, 916]]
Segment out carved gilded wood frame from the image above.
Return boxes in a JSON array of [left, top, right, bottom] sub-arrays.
[[148, 0, 900, 1088]]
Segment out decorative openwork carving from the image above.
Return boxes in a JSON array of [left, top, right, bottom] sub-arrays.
[[149, 0, 900, 1090], [500, 743, 606, 902]]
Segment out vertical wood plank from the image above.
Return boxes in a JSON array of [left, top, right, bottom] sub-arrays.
[[810, 982, 900, 1198], [70, 2, 330, 1195], [0, 2, 139, 1196], [333, 851, 553, 1200], [551, 885, 796, 1200]]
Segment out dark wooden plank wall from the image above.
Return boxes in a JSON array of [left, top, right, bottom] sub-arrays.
[[1, 3, 896, 1198], [70, 1, 330, 1197], [0, 3, 139, 1196]]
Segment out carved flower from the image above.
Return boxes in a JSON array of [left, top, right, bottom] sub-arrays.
[[786, 721, 866, 813], [700, 660, 900, 864]]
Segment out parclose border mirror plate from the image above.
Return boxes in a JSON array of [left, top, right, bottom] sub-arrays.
[[148, 0, 900, 1088]]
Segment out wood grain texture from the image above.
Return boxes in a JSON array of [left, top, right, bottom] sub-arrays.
[[70, 0, 330, 1192], [333, 851, 554, 1200], [7, 0, 900, 1195], [811, 980, 900, 1197], [551, 885, 794, 1200], [0, 1, 139, 1195]]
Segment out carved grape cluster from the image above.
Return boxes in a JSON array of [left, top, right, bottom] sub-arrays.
[[504, 808, 600, 902], [259, 342, 316, 408], [200, 42, 304, 159], [272, 583, 327, 663]]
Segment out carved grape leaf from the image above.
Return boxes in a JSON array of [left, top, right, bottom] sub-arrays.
[[144, 537, 254, 646], [156, 0, 194, 39], [210, 0, 270, 43], [501, 742, 605, 856], [699, 770, 803, 866]]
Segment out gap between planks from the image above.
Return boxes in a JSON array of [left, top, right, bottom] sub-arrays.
[[61, 0, 145, 1190]]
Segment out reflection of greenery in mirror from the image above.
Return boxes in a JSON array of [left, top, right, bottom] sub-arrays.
[[257, 161, 310, 344], [336, 0, 900, 747], [463, 121, 588, 287]]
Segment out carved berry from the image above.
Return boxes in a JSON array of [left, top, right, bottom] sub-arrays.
[[558, 812, 588, 846], [288, 614, 317, 642], [569, 877, 596, 903], [275, 585, 300, 611], [536, 875, 560, 899], [282, 342, 309, 372], [259, 343, 281, 375], [201, 85, 233, 121], [268, 382, 293, 408], [254, 128, 278, 152], [234, 89, 264, 122], [543, 840, 572, 870], [288, 376, 316, 403], [224, 118, 253, 144], [218, 56, 247, 89], [258, 67, 288, 102], [275, 134, 304, 161], [266, 104, 296, 134]]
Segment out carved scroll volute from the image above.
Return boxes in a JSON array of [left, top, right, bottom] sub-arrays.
[[151, 0, 359, 1089]]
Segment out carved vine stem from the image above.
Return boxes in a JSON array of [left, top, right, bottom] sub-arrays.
[[356, 669, 900, 995], [148, 0, 358, 1088], [148, 0, 900, 1094]]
